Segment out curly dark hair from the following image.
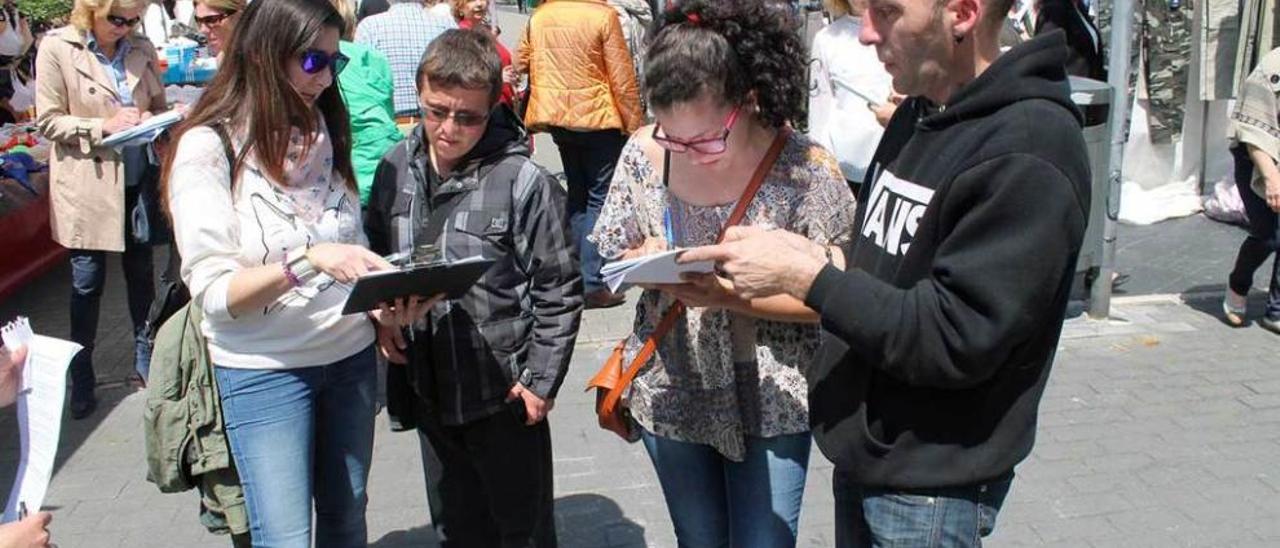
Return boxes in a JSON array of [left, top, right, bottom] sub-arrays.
[[644, 0, 806, 129]]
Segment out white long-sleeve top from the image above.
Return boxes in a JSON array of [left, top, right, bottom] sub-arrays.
[[808, 15, 893, 184], [167, 125, 374, 370]]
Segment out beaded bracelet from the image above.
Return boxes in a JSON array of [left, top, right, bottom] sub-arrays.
[[282, 250, 303, 287]]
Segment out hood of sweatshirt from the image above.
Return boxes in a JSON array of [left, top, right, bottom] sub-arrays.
[[920, 30, 1083, 132]]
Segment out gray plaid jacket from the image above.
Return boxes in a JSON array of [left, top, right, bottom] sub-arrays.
[[364, 107, 583, 426]]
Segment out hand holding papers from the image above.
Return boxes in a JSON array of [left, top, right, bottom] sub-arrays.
[[601, 249, 716, 293], [1, 318, 80, 523], [101, 109, 184, 149]]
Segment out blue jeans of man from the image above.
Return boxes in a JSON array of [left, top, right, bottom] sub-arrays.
[[832, 469, 1013, 548], [68, 234, 155, 402], [548, 128, 628, 294], [640, 429, 811, 548], [1229, 145, 1280, 320], [214, 346, 377, 548]]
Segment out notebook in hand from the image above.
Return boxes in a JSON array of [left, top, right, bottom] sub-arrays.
[[101, 109, 185, 147], [341, 256, 496, 315], [601, 249, 715, 293]]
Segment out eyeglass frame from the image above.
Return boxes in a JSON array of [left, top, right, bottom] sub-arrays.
[[193, 10, 236, 27], [299, 49, 349, 76], [419, 103, 491, 128], [105, 14, 142, 28], [651, 104, 743, 155]]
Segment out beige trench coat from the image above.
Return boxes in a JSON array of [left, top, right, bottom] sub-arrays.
[[35, 26, 166, 252]]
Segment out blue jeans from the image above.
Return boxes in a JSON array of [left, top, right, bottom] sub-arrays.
[[215, 346, 377, 548], [833, 470, 1013, 548], [640, 429, 811, 548], [68, 237, 155, 401], [549, 128, 627, 294]]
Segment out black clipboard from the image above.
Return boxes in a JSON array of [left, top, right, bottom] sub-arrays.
[[341, 258, 497, 315]]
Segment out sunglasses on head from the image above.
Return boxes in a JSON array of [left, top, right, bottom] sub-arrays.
[[106, 14, 141, 28], [193, 11, 235, 26], [299, 49, 349, 75]]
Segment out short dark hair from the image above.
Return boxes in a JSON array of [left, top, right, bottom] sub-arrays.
[[415, 29, 503, 105], [644, 0, 806, 129], [984, 0, 1017, 27]]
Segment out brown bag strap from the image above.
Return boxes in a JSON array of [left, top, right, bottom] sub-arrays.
[[601, 128, 792, 411]]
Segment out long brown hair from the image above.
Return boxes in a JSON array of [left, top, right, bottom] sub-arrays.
[[161, 0, 354, 218]]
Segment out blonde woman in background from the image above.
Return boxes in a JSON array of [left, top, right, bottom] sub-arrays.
[[192, 0, 241, 56], [36, 0, 168, 419]]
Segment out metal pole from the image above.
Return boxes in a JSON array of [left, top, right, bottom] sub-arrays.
[[1089, 0, 1135, 319]]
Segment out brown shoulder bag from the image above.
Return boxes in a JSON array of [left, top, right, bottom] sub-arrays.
[[585, 128, 792, 440]]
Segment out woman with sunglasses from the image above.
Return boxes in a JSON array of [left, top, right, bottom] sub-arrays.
[[588, 2, 855, 546], [35, 0, 168, 419], [192, 0, 242, 57], [162, 0, 420, 545]]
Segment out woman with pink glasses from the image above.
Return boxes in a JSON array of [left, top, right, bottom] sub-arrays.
[[588, 1, 856, 546]]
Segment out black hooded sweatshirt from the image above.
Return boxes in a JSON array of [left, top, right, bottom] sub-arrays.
[[802, 31, 1091, 489]]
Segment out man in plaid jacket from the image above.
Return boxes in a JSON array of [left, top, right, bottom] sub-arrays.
[[363, 30, 582, 547]]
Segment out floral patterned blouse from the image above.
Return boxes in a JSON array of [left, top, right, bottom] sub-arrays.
[[589, 130, 857, 461]]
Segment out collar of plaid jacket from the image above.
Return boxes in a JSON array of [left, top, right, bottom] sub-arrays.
[[408, 104, 531, 192]]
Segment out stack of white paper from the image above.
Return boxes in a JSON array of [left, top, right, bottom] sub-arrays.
[[601, 249, 716, 293], [1, 318, 80, 522]]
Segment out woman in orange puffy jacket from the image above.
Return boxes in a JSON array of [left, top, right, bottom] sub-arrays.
[[517, 0, 642, 309]]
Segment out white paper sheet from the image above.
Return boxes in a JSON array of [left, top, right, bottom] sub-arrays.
[[1, 318, 79, 522], [601, 249, 716, 293]]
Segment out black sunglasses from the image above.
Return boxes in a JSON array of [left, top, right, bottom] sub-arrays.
[[193, 11, 235, 26], [299, 49, 349, 76], [106, 14, 141, 28]]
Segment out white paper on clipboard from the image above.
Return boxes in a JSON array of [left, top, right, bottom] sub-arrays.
[[0, 317, 79, 523], [831, 77, 885, 108]]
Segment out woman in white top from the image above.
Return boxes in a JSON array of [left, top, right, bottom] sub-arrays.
[[163, 0, 427, 544], [807, 0, 893, 188], [141, 0, 194, 46]]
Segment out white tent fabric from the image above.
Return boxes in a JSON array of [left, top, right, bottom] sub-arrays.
[[1118, 4, 1235, 225]]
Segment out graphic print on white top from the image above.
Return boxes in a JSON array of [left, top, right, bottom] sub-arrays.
[[861, 169, 936, 257]]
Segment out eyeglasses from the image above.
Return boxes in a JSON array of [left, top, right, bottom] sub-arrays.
[[105, 14, 142, 28], [652, 104, 743, 155], [193, 11, 235, 27], [299, 49, 349, 75], [421, 105, 490, 127]]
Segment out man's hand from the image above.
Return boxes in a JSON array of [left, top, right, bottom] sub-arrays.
[[0, 511, 53, 547], [0, 344, 26, 408], [1266, 177, 1280, 213], [677, 226, 829, 300], [375, 323, 408, 365], [372, 294, 442, 328], [506, 383, 553, 426]]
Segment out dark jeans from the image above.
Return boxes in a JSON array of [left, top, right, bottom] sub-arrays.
[[1229, 146, 1280, 320], [68, 231, 155, 402], [418, 404, 556, 548], [833, 470, 1013, 548], [549, 127, 628, 294]]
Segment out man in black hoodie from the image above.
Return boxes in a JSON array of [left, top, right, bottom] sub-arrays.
[[364, 30, 582, 547], [681, 0, 1090, 545]]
